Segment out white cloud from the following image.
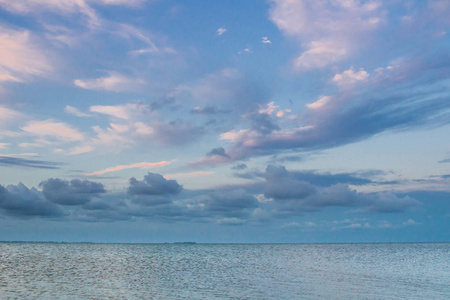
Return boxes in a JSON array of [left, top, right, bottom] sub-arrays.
[[403, 219, 420, 226], [262, 36, 271, 44], [89, 103, 147, 119], [0, 106, 25, 123], [0, 27, 52, 82], [85, 160, 172, 176], [269, 0, 382, 70], [0, 0, 144, 27], [74, 71, 144, 92], [294, 39, 348, 70], [332, 67, 369, 86], [68, 145, 94, 155], [65, 105, 91, 117], [21, 120, 84, 142], [306, 96, 332, 109], [216, 27, 227, 36], [258, 102, 291, 117]]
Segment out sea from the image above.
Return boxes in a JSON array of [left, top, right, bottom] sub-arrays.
[[0, 242, 448, 299]]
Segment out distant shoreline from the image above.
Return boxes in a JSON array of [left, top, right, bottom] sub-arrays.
[[1, 241, 448, 245]]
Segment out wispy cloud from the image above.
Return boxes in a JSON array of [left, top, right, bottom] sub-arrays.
[[21, 120, 84, 142], [74, 71, 144, 92], [261, 36, 271, 44], [85, 160, 173, 176], [0, 155, 64, 169], [0, 27, 52, 82], [164, 171, 215, 179], [216, 27, 227, 36], [65, 105, 91, 117], [269, 0, 382, 70]]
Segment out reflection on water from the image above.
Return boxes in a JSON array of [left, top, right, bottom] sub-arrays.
[[0, 243, 449, 299]]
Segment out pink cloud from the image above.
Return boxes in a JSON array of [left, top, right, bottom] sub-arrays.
[[85, 160, 173, 176]]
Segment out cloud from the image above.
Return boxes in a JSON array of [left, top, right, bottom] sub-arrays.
[[403, 219, 420, 226], [40, 178, 106, 206], [190, 106, 229, 115], [220, 55, 450, 161], [164, 171, 215, 179], [89, 103, 147, 119], [262, 36, 271, 44], [74, 71, 144, 92], [176, 68, 266, 114], [269, 0, 382, 70], [21, 120, 84, 142], [203, 188, 259, 219], [216, 27, 227, 36], [364, 192, 421, 213], [68, 145, 94, 155], [206, 147, 229, 158], [65, 105, 91, 117], [0, 27, 52, 83], [85, 160, 172, 176], [128, 172, 182, 196], [263, 165, 420, 215], [0, 0, 144, 28], [0, 106, 26, 124], [264, 165, 316, 200], [0, 155, 64, 169], [332, 67, 369, 86], [0, 183, 63, 218], [232, 163, 247, 170]]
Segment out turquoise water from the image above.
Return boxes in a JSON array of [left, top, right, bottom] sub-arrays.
[[0, 243, 449, 299]]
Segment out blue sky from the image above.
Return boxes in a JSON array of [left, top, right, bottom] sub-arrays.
[[0, 0, 449, 243]]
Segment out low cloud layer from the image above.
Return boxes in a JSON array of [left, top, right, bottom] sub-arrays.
[[0, 167, 424, 225]]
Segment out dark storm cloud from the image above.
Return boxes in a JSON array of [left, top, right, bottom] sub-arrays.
[[128, 173, 182, 196], [206, 147, 230, 158], [40, 178, 106, 206], [0, 183, 64, 218], [0, 156, 64, 169]]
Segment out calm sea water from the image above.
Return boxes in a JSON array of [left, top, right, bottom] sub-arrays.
[[0, 242, 448, 299]]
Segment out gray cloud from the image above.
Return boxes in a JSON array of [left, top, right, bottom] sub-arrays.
[[203, 188, 259, 218], [0, 166, 424, 223], [206, 147, 230, 158], [0, 183, 64, 218], [190, 106, 230, 115], [232, 163, 247, 170], [224, 55, 450, 160], [0, 156, 64, 169], [40, 178, 106, 206], [263, 165, 420, 215], [152, 120, 205, 145], [264, 165, 316, 200], [128, 173, 182, 196]]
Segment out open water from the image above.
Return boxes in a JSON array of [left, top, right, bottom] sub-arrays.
[[0, 242, 448, 299]]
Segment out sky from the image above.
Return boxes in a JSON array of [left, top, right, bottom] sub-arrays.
[[0, 0, 449, 243]]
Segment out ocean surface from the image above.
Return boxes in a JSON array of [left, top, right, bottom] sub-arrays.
[[0, 242, 448, 299]]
